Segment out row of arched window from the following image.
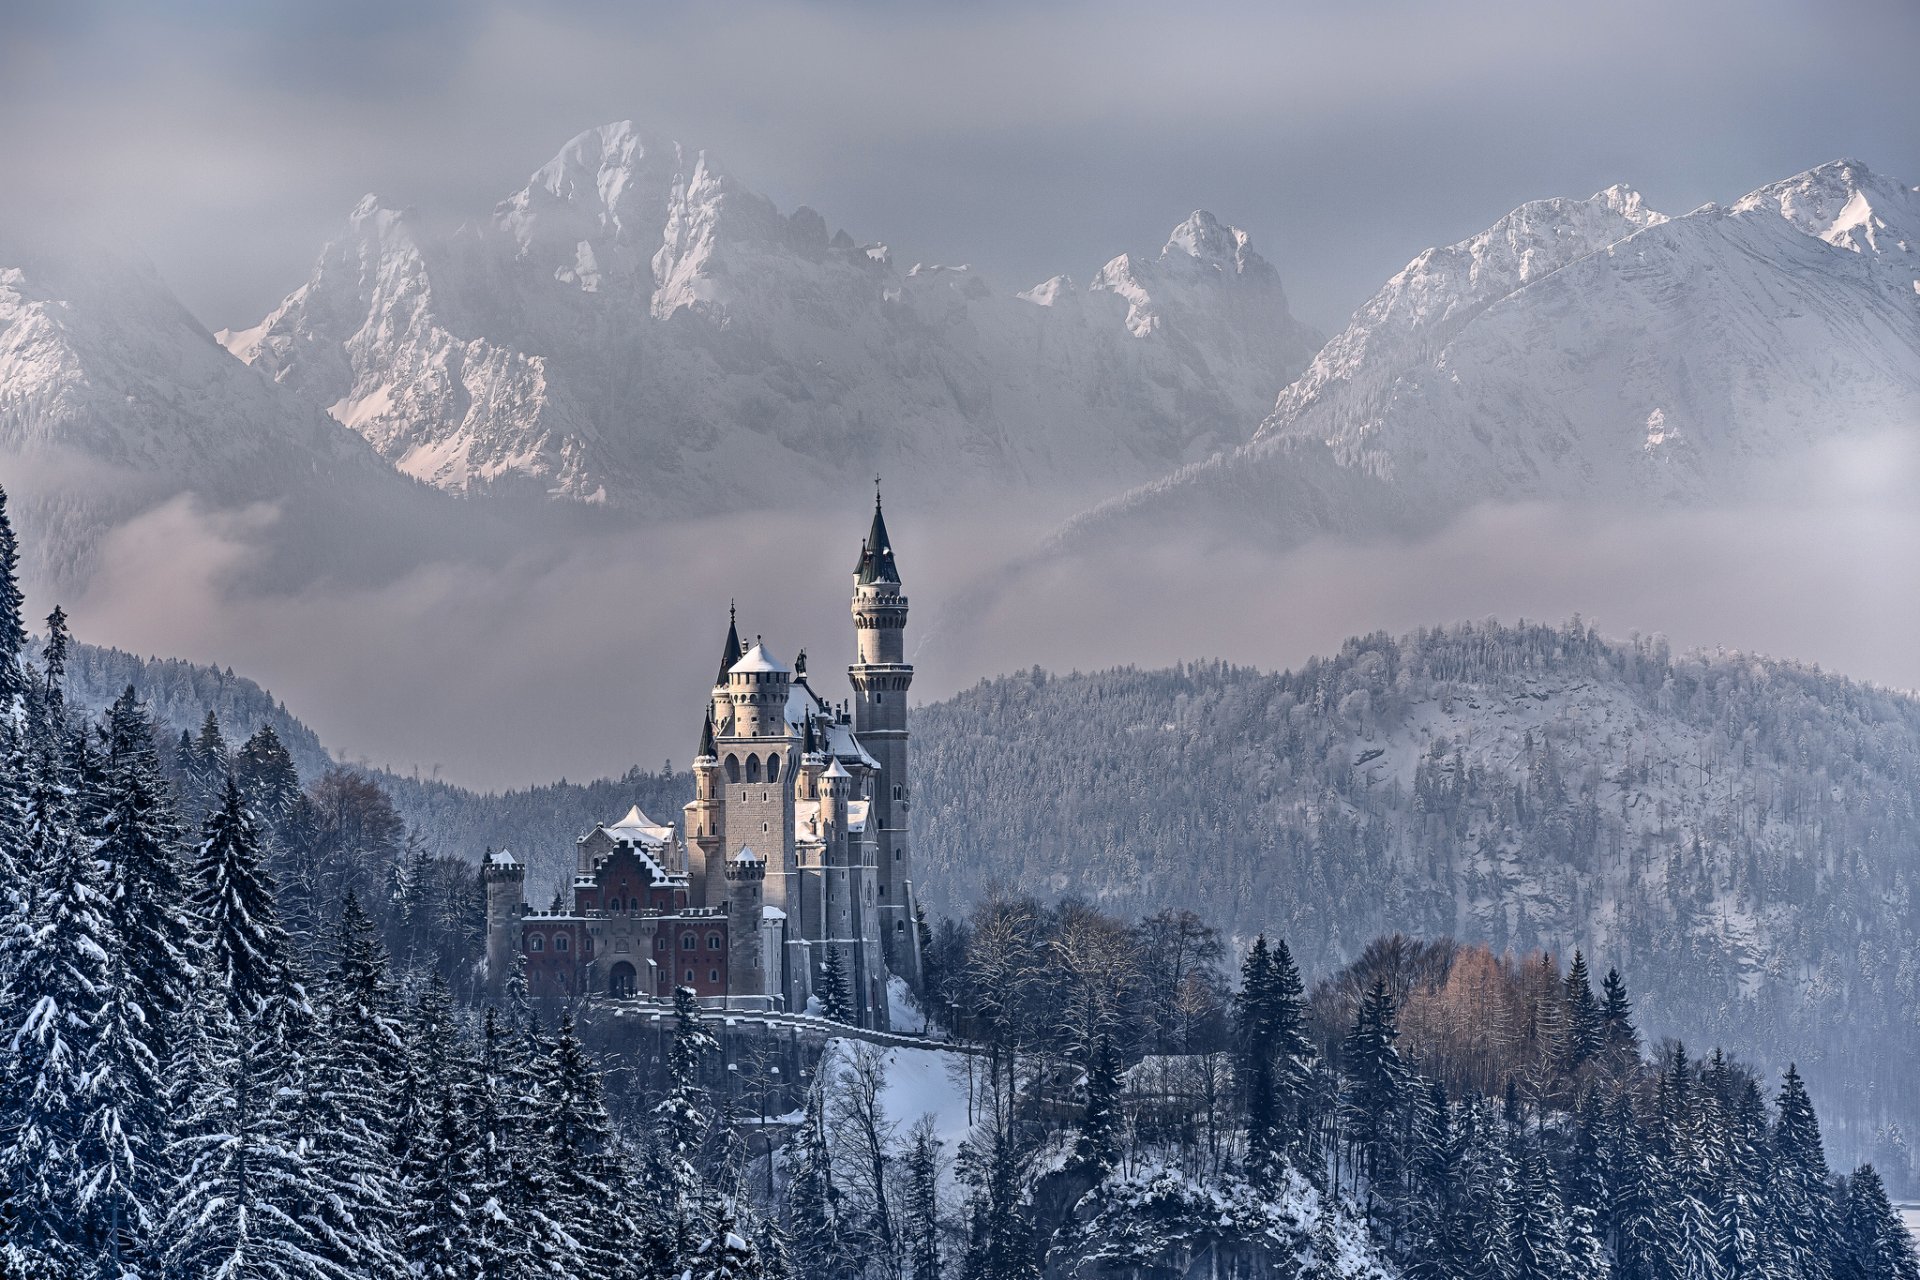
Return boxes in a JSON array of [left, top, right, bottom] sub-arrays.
[[526, 932, 572, 953], [723, 752, 782, 783]]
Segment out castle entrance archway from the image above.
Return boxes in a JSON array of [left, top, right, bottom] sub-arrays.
[[608, 961, 638, 998]]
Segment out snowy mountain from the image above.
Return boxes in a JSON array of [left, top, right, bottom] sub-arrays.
[[224, 121, 1324, 510], [1064, 159, 1920, 547], [0, 236, 555, 593]]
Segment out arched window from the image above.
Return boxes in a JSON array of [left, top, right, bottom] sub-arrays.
[[527, 934, 545, 952], [607, 896, 622, 913], [682, 933, 696, 951], [709, 968, 720, 983], [708, 933, 723, 951], [656, 935, 669, 951], [553, 933, 569, 953], [724, 754, 741, 783], [684, 969, 695, 983], [746, 754, 762, 783], [767, 753, 781, 783]]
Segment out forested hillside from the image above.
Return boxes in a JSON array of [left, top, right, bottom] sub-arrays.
[[50, 620, 1920, 1191], [912, 623, 1920, 1190]]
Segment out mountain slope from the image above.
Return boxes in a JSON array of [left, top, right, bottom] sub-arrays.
[[226, 121, 1324, 511], [911, 621, 1920, 1187], [0, 236, 520, 592], [1065, 160, 1920, 547]]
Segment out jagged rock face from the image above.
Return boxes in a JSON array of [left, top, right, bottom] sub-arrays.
[[227, 121, 1325, 511], [1066, 160, 1920, 547]]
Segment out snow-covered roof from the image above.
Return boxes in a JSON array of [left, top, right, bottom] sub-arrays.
[[823, 757, 850, 780], [763, 905, 787, 921], [824, 720, 880, 770], [484, 848, 519, 868], [730, 642, 789, 675], [603, 803, 673, 845], [785, 679, 828, 727], [846, 799, 869, 833], [730, 845, 765, 864]]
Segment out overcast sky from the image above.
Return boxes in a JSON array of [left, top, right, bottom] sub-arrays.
[[4, 0, 1916, 334]]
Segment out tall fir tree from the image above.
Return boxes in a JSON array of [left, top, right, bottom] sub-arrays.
[[0, 762, 111, 1277], [903, 1117, 944, 1280], [1341, 977, 1409, 1216], [0, 483, 28, 706], [1771, 1065, 1837, 1280], [192, 776, 297, 1028], [1837, 1164, 1920, 1280], [303, 893, 405, 1279], [818, 945, 853, 1023], [657, 985, 720, 1270], [1561, 950, 1602, 1071]]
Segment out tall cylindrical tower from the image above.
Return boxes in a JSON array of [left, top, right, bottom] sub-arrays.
[[482, 849, 526, 995], [849, 492, 921, 986]]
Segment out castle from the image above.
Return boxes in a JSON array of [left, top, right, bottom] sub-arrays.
[[483, 496, 921, 1029]]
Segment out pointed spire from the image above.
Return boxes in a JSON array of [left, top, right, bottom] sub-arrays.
[[698, 710, 717, 760], [855, 486, 900, 584], [802, 714, 818, 757], [715, 601, 743, 684]]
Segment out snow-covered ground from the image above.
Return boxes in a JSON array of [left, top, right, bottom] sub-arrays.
[[1902, 1204, 1920, 1247], [820, 1037, 981, 1150]]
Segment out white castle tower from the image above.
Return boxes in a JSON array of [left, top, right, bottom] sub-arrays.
[[850, 490, 923, 987]]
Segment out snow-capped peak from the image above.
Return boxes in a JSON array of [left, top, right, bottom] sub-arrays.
[[1161, 210, 1273, 283], [1733, 159, 1920, 286]]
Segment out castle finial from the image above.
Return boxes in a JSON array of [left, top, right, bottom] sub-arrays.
[[875, 474, 883, 507]]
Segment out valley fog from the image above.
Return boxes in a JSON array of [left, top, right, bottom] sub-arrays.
[[45, 468, 1920, 793]]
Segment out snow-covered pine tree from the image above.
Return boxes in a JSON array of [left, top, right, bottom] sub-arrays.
[[184, 710, 230, 825], [301, 892, 405, 1278], [1771, 1065, 1838, 1280], [1837, 1164, 1920, 1280], [1340, 977, 1409, 1217], [536, 1013, 622, 1277], [1069, 1033, 1121, 1183], [92, 691, 193, 1141], [1561, 951, 1602, 1072], [903, 1116, 944, 1280], [1234, 935, 1282, 1186], [233, 724, 301, 835], [689, 1200, 766, 1280], [783, 1070, 847, 1280], [1607, 1094, 1674, 1280], [1510, 1149, 1572, 1280], [958, 1116, 1039, 1280], [0, 484, 28, 707], [399, 980, 480, 1280], [0, 759, 110, 1276], [1710, 1076, 1774, 1280], [818, 945, 852, 1023], [1598, 967, 1638, 1071], [158, 1027, 343, 1280], [656, 985, 719, 1270], [192, 776, 297, 1027]]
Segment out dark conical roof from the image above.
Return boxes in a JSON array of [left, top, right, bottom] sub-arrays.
[[802, 714, 818, 756], [698, 710, 717, 759], [855, 493, 900, 584], [715, 601, 743, 684]]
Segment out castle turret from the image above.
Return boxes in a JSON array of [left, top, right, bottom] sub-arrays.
[[685, 710, 725, 902], [725, 846, 771, 1000], [850, 491, 920, 986], [482, 848, 526, 995]]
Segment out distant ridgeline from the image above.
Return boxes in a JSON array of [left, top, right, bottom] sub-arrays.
[[911, 622, 1920, 1191]]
